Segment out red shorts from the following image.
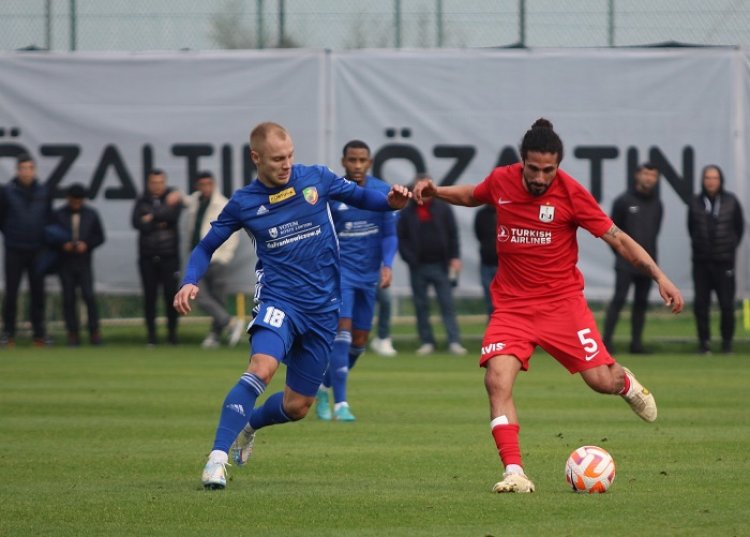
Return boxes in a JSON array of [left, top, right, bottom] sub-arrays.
[[480, 294, 615, 374]]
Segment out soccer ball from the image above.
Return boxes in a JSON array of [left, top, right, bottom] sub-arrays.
[[565, 445, 616, 493]]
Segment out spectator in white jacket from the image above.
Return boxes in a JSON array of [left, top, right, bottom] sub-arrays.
[[183, 172, 243, 348]]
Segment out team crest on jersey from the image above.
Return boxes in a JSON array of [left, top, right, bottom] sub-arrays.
[[268, 227, 278, 238], [269, 187, 295, 204], [303, 187, 319, 205], [539, 204, 555, 223]]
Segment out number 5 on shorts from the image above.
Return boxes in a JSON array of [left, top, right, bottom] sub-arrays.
[[577, 327, 598, 355]]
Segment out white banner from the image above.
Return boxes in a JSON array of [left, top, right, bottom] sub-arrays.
[[331, 47, 747, 299], [0, 49, 327, 293], [0, 47, 747, 300]]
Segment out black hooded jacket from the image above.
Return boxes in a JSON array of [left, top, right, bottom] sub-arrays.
[[687, 167, 744, 264]]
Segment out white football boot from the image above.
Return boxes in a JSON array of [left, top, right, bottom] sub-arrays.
[[492, 472, 536, 493], [230, 425, 257, 466], [621, 367, 657, 422], [202, 454, 230, 489]]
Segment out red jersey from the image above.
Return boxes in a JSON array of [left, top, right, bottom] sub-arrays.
[[472, 162, 613, 304]]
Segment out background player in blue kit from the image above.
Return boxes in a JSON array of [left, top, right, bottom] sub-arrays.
[[314, 140, 398, 422], [173, 122, 410, 489]]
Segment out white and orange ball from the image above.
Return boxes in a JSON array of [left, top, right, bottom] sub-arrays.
[[565, 445, 616, 493]]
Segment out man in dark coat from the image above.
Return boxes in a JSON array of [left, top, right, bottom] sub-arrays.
[[397, 174, 466, 355], [132, 169, 183, 346], [0, 153, 52, 347], [688, 164, 745, 354], [46, 183, 106, 346], [602, 163, 662, 354]]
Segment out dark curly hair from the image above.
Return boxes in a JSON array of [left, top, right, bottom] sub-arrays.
[[520, 118, 564, 163]]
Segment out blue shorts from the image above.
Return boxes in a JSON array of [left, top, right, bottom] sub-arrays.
[[339, 283, 377, 331], [248, 301, 338, 397]]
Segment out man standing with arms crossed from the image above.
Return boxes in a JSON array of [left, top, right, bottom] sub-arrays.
[[412, 118, 683, 493], [174, 122, 410, 489], [132, 169, 183, 346]]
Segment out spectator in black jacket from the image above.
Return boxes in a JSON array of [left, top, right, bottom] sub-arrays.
[[132, 169, 183, 346], [0, 153, 52, 347], [688, 164, 745, 354], [602, 163, 662, 354], [46, 183, 105, 346], [398, 174, 466, 355], [474, 203, 498, 317]]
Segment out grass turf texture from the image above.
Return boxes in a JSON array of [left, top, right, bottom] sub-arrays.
[[1, 316, 749, 536]]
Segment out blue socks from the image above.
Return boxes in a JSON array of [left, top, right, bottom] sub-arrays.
[[322, 336, 362, 390], [348, 344, 365, 369], [330, 331, 351, 404], [249, 391, 292, 429], [212, 373, 266, 453]]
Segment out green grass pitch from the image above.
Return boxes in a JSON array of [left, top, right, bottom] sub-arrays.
[[1, 316, 749, 536]]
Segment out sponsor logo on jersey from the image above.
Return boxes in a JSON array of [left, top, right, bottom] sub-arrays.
[[303, 186, 319, 205], [497, 197, 513, 205], [497, 225, 510, 242], [266, 226, 323, 249], [481, 342, 506, 355], [337, 203, 349, 211], [539, 204, 555, 223], [269, 227, 278, 238], [269, 187, 295, 204], [256, 205, 269, 215], [506, 227, 552, 244], [628, 205, 639, 214]]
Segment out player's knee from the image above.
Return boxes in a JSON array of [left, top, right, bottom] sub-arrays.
[[484, 369, 513, 400], [283, 396, 313, 420], [246, 366, 274, 385]]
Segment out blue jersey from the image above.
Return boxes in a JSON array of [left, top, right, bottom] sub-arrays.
[[182, 164, 393, 314], [330, 176, 397, 287]]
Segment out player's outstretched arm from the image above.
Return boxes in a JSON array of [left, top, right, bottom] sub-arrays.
[[412, 178, 480, 207], [174, 284, 199, 315], [601, 224, 684, 313]]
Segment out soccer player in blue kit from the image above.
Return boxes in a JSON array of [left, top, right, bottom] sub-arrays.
[[314, 140, 398, 422], [173, 123, 411, 489]]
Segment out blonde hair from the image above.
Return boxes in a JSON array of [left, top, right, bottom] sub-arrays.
[[250, 122, 289, 154]]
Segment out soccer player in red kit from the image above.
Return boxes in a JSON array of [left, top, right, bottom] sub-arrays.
[[412, 118, 684, 493]]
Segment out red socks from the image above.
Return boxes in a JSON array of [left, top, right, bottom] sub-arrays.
[[491, 423, 522, 467], [619, 372, 631, 395]]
